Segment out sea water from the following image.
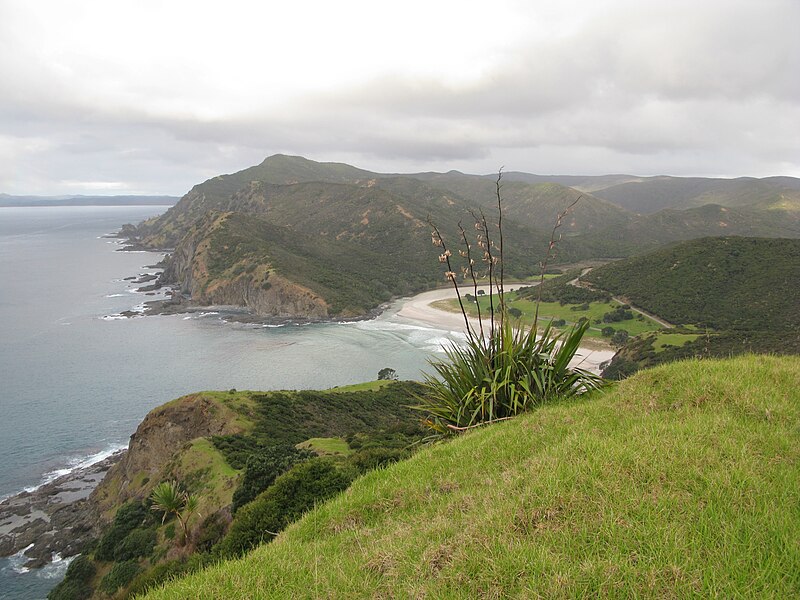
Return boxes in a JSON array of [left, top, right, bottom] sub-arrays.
[[0, 206, 458, 599]]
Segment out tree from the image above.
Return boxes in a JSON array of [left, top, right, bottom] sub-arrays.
[[601, 326, 615, 337], [611, 329, 630, 346], [377, 367, 398, 381], [150, 481, 199, 544]]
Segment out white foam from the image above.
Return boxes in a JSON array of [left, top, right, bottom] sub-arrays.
[[24, 443, 127, 493], [105, 293, 126, 298], [6, 544, 35, 574], [37, 553, 76, 580]]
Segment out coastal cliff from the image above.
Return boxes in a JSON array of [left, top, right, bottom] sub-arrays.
[[155, 212, 329, 319]]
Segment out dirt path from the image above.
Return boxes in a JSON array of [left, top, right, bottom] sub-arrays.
[[569, 268, 675, 329]]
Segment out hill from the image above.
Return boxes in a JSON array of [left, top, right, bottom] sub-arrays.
[[143, 355, 800, 598], [48, 381, 427, 599], [580, 237, 800, 377], [126, 156, 800, 320], [583, 237, 800, 331], [592, 175, 800, 214]]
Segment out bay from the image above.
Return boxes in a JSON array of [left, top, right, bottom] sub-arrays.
[[0, 206, 456, 599]]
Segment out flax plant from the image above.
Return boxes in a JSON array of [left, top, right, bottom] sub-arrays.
[[416, 172, 605, 434]]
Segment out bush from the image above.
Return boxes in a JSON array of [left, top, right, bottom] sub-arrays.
[[552, 318, 566, 327], [417, 181, 606, 434], [508, 307, 523, 319], [601, 326, 615, 337], [216, 458, 354, 557], [94, 500, 151, 561], [611, 329, 630, 346], [348, 447, 408, 473], [231, 444, 311, 513], [195, 511, 230, 553], [100, 560, 141, 594], [47, 555, 96, 600], [126, 554, 214, 598], [113, 527, 156, 561]]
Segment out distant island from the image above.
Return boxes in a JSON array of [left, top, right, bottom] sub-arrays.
[[0, 194, 179, 207]]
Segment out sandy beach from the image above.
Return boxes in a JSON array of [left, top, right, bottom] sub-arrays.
[[393, 285, 615, 374]]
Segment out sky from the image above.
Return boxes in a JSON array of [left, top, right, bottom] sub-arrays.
[[1, 0, 798, 196]]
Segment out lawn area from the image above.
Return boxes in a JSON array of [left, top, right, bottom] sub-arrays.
[[433, 291, 664, 340], [652, 331, 701, 352], [296, 437, 353, 457]]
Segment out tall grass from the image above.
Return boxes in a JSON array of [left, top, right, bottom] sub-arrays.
[[417, 173, 605, 433]]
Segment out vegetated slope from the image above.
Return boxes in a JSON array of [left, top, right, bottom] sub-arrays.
[[589, 203, 800, 249], [592, 175, 800, 214], [406, 171, 634, 235], [583, 237, 800, 331], [51, 381, 425, 600], [145, 355, 800, 599], [128, 155, 800, 319]]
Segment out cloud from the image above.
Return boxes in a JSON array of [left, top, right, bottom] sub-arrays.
[[1, 0, 798, 194]]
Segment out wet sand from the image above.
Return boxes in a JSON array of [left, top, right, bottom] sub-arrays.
[[393, 285, 615, 374]]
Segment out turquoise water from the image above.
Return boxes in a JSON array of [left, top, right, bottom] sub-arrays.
[[0, 206, 455, 599]]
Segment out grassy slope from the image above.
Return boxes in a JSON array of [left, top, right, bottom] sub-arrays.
[[146, 355, 800, 599]]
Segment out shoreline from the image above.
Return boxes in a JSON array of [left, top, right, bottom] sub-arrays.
[[391, 285, 615, 374]]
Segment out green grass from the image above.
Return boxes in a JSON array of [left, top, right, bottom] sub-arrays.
[[145, 355, 800, 599], [296, 437, 352, 457], [434, 292, 663, 339], [326, 380, 395, 393], [652, 332, 701, 352]]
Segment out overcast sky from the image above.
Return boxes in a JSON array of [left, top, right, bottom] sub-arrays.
[[1, 0, 798, 196]]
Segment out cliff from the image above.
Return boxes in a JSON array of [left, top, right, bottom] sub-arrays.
[[156, 212, 329, 319]]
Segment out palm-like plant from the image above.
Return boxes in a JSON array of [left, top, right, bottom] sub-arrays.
[[150, 481, 199, 543], [417, 172, 606, 433]]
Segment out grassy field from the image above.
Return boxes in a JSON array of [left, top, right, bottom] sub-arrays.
[[296, 437, 352, 457], [145, 355, 800, 599], [651, 332, 701, 352], [433, 291, 663, 339]]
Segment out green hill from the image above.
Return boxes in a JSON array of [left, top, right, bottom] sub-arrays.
[[581, 237, 800, 377], [583, 237, 800, 331], [128, 156, 800, 320], [143, 355, 800, 598], [592, 175, 800, 214], [49, 381, 427, 600]]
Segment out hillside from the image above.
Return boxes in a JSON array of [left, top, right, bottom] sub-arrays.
[[580, 237, 800, 378], [592, 175, 800, 214], [49, 381, 426, 599], [125, 156, 800, 320], [144, 355, 800, 598], [583, 237, 800, 331]]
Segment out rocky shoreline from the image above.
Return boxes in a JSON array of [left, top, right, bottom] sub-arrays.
[[108, 228, 391, 326], [0, 451, 125, 569]]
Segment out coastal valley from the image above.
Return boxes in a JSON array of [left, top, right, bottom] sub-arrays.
[[3, 157, 800, 599]]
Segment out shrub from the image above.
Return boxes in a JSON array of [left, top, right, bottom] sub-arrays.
[[348, 447, 408, 473], [231, 444, 311, 513], [611, 329, 630, 346], [195, 511, 230, 553], [417, 180, 605, 434], [601, 326, 615, 337], [216, 458, 354, 557], [113, 527, 156, 561], [94, 500, 151, 561], [100, 560, 141, 594], [47, 555, 95, 600], [126, 554, 214, 598]]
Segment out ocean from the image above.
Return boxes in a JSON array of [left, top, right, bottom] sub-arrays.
[[0, 206, 460, 599]]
